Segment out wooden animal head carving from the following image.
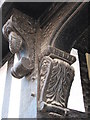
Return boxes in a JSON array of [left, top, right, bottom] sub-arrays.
[[2, 9, 36, 78]]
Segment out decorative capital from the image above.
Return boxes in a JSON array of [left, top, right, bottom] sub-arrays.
[[38, 47, 75, 117]]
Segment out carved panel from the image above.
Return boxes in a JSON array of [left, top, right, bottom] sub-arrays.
[[38, 47, 75, 117], [39, 56, 74, 106]]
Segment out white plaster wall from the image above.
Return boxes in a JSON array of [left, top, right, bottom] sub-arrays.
[[68, 48, 85, 112], [0, 55, 37, 118]]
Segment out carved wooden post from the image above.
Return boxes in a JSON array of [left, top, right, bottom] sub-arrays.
[[2, 6, 88, 118]]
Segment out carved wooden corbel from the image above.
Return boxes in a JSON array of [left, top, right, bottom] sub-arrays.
[[2, 9, 36, 78], [38, 46, 76, 117]]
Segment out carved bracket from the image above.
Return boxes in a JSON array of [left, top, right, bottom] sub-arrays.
[[2, 9, 36, 78], [38, 46, 76, 117]]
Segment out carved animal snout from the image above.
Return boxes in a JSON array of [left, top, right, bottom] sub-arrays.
[[11, 57, 34, 78]]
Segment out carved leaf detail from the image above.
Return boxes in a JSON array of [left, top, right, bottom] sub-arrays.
[[39, 56, 53, 101], [39, 56, 74, 108]]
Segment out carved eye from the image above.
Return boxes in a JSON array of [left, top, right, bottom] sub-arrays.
[[7, 29, 11, 35], [7, 27, 12, 35]]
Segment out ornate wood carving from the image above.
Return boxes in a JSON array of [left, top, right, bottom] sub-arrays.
[[2, 9, 36, 78], [2, 3, 89, 118], [38, 46, 76, 117], [39, 46, 76, 65]]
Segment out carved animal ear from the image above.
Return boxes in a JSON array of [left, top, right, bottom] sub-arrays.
[[9, 31, 23, 54], [2, 16, 13, 40]]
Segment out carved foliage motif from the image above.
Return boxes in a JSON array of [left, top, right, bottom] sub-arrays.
[[46, 58, 74, 107], [39, 55, 74, 110], [39, 56, 53, 103]]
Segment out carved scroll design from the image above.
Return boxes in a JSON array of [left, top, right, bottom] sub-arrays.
[[2, 9, 36, 78]]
